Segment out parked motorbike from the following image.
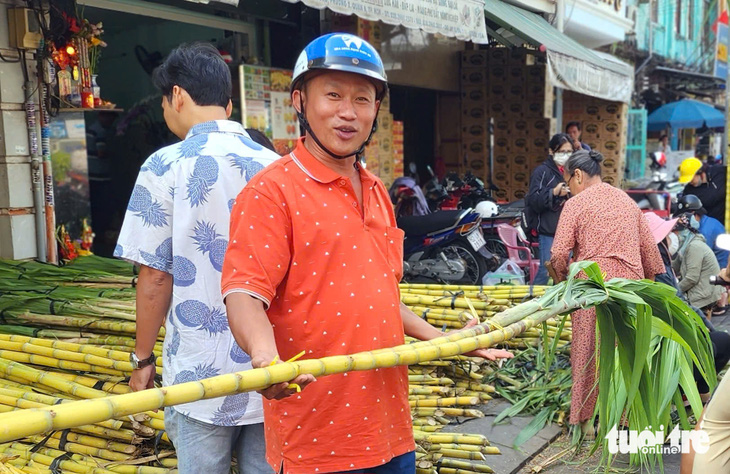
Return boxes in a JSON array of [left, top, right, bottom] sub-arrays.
[[398, 208, 496, 284], [625, 152, 682, 217]]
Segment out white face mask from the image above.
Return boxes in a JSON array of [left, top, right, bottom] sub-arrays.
[[667, 232, 679, 256], [553, 151, 571, 166]]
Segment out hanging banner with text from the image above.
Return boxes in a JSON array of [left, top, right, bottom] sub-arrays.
[[547, 51, 633, 104], [282, 0, 488, 43]]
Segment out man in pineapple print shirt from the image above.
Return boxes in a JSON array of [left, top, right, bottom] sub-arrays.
[[221, 34, 511, 474], [114, 43, 278, 473]]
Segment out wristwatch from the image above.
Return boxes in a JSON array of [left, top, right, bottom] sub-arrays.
[[130, 352, 157, 370]]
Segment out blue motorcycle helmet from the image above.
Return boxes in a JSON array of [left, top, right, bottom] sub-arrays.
[[291, 33, 388, 160]]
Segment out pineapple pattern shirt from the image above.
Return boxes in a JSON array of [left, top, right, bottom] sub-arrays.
[[115, 120, 279, 425]]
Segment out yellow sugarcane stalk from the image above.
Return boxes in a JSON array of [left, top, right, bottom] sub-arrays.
[[415, 468, 436, 474], [412, 417, 438, 426], [414, 432, 490, 446], [409, 397, 478, 408], [25, 371, 132, 395], [400, 283, 547, 292], [401, 288, 545, 299], [0, 336, 163, 368], [24, 436, 133, 462], [409, 305, 492, 319], [438, 458, 494, 473], [437, 468, 482, 474], [432, 444, 500, 455], [29, 431, 137, 454], [0, 351, 128, 377], [10, 445, 174, 474], [2, 341, 164, 375], [2, 312, 151, 337], [0, 445, 118, 474], [454, 382, 495, 393], [438, 448, 486, 461]]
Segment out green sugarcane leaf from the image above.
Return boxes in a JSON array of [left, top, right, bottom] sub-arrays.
[[513, 407, 553, 448], [494, 395, 533, 423], [672, 388, 692, 431]]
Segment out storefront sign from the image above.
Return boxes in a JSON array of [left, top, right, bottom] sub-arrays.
[[714, 22, 729, 79], [282, 0, 488, 43], [547, 51, 633, 104]]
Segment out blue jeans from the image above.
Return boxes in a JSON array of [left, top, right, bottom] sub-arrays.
[[534, 234, 554, 285], [331, 451, 415, 474], [165, 407, 273, 474]]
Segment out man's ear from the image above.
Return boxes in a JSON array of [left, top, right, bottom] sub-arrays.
[[226, 100, 233, 118], [292, 90, 303, 114], [172, 85, 185, 113]]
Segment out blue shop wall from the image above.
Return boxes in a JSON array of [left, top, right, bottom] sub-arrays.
[[631, 0, 718, 71]]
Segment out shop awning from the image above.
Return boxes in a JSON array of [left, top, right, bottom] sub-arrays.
[[281, 0, 489, 44], [484, 0, 634, 103]]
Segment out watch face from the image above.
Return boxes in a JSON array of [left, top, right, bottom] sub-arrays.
[[130, 352, 139, 369]]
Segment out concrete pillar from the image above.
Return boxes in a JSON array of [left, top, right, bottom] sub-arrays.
[[0, 0, 39, 260]]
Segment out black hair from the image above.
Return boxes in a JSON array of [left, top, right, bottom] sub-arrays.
[[245, 128, 277, 153], [565, 149, 603, 178], [152, 43, 231, 108], [549, 133, 572, 153], [565, 121, 581, 132], [659, 134, 667, 140]]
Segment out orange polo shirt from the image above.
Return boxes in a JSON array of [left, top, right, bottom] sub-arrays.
[[221, 138, 414, 473]]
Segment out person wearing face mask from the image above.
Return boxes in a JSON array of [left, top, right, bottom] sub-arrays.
[[676, 194, 730, 316], [670, 214, 723, 316], [549, 149, 665, 436], [525, 133, 573, 285]]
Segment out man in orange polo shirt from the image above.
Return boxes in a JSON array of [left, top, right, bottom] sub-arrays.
[[221, 34, 510, 474]]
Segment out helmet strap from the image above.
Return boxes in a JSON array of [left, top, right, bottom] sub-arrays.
[[296, 93, 380, 163]]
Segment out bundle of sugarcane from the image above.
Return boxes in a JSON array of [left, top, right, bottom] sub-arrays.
[[0, 287, 159, 345], [0, 353, 176, 473], [0, 257, 137, 290], [399, 283, 571, 349]]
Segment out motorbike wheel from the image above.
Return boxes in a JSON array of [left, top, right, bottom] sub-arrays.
[[440, 239, 490, 285], [484, 238, 508, 259]]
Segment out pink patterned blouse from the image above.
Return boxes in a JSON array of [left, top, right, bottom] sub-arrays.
[[550, 182, 664, 282]]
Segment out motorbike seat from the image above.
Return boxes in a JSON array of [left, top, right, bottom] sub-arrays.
[[397, 210, 468, 236]]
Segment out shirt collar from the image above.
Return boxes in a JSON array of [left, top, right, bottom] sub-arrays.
[[290, 137, 345, 184], [185, 120, 248, 140]]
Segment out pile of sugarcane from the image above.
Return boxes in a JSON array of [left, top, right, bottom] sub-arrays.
[[399, 283, 572, 350], [0, 259, 173, 473], [0, 258, 562, 473]]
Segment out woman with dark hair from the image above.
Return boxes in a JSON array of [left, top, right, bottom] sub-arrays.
[[550, 149, 664, 436], [526, 133, 573, 284]]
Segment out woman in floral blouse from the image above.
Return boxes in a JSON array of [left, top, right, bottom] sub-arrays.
[[550, 149, 664, 436]]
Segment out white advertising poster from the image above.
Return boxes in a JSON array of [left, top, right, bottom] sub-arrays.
[[271, 92, 299, 140]]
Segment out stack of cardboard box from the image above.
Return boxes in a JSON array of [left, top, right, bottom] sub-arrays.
[[487, 47, 554, 201], [364, 94, 398, 188], [393, 121, 404, 177], [460, 50, 489, 183], [563, 91, 628, 187]]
